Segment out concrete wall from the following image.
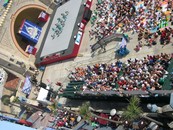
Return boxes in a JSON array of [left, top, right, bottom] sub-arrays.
[[0, 51, 35, 77], [39, 0, 57, 10]]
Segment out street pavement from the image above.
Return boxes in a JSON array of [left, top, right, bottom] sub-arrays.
[[27, 111, 53, 129]]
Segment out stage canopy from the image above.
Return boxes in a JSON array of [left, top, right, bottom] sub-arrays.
[[40, 0, 83, 57], [18, 19, 42, 44]]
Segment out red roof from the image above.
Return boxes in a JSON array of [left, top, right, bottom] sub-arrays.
[[4, 73, 20, 90]]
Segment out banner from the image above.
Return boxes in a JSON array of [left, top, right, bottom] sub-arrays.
[[18, 19, 42, 44]]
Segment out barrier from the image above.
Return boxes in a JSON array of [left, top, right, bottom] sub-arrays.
[[91, 32, 124, 52]]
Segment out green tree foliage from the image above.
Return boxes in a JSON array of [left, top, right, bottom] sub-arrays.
[[79, 101, 91, 121], [1, 95, 10, 105], [122, 96, 143, 122]]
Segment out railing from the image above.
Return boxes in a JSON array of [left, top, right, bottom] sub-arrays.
[[91, 16, 126, 52], [91, 32, 124, 52]]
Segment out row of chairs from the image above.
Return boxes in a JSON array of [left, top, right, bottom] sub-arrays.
[[64, 81, 85, 91], [59, 81, 85, 98]]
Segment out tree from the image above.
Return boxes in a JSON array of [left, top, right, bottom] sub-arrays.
[[48, 101, 58, 115], [122, 96, 143, 122], [79, 101, 91, 121], [1, 95, 10, 105]]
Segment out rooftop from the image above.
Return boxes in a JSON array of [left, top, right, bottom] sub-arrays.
[[4, 72, 20, 90]]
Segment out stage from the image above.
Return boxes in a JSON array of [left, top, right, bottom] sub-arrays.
[[36, 0, 93, 66]]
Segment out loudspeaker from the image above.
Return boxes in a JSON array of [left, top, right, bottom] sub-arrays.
[[83, 8, 92, 22]]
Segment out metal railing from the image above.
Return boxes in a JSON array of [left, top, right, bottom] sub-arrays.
[[91, 32, 124, 52], [90, 16, 126, 52]]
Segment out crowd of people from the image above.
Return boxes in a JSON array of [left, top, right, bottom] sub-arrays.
[[50, 109, 80, 129], [69, 53, 173, 92], [135, 26, 173, 51], [89, 0, 173, 41]]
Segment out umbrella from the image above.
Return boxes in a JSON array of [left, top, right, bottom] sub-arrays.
[[91, 122, 98, 127], [0, 20, 4, 23], [98, 113, 108, 125], [147, 104, 158, 112], [57, 121, 65, 127], [147, 104, 152, 109], [110, 109, 116, 116], [4, 10, 8, 13], [10, 96, 15, 102], [150, 104, 158, 112], [4, 12, 8, 15], [5, 0, 9, 3], [77, 116, 82, 122], [1, 16, 5, 19]]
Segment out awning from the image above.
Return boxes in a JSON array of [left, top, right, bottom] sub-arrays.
[[22, 76, 32, 95]]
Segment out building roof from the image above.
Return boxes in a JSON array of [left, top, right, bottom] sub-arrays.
[[41, 0, 83, 57], [0, 120, 36, 130], [4, 73, 20, 90]]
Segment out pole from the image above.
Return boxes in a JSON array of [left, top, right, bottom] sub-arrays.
[[141, 113, 164, 126], [141, 115, 163, 126]]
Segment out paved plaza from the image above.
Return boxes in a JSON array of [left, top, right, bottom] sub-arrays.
[[41, 1, 173, 106]]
